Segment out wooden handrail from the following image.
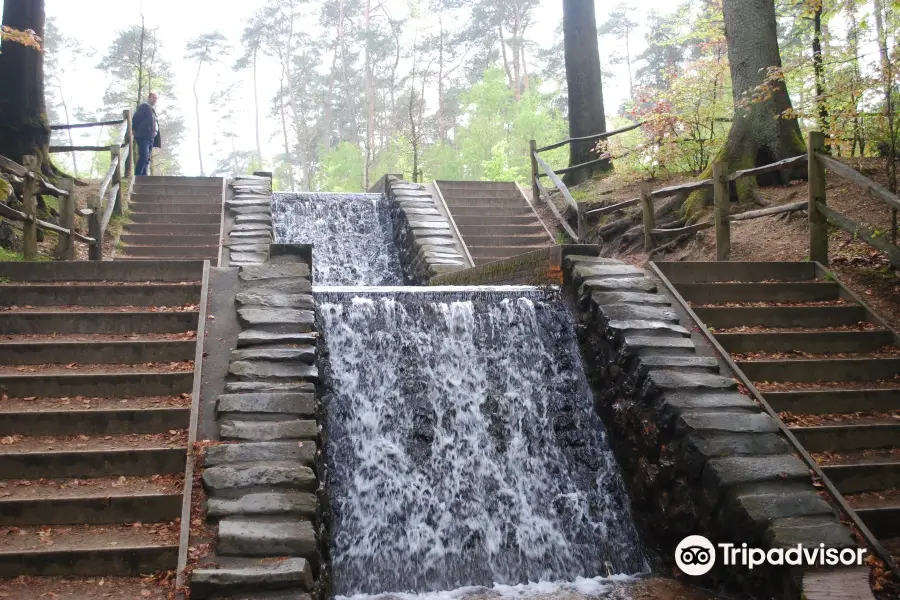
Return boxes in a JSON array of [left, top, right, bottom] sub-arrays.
[[816, 202, 900, 267], [0, 155, 70, 197], [818, 154, 900, 212], [49, 145, 118, 153], [98, 155, 120, 204], [536, 155, 610, 178], [729, 154, 807, 182], [535, 122, 644, 153], [533, 153, 578, 212], [100, 183, 119, 233], [50, 119, 125, 131]]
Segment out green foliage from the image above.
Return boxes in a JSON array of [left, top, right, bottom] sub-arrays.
[[315, 142, 365, 192]]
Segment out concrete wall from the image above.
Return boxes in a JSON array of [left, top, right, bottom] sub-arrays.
[[429, 245, 601, 286]]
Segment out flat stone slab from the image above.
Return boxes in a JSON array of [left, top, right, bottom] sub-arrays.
[[414, 236, 456, 247], [645, 370, 737, 392], [231, 347, 316, 364], [218, 517, 317, 557], [599, 304, 679, 322], [237, 330, 317, 348], [192, 557, 313, 592], [242, 278, 312, 294], [229, 205, 272, 215], [587, 278, 657, 293], [564, 255, 623, 267], [704, 455, 810, 489], [677, 411, 779, 435], [403, 207, 440, 216], [408, 220, 450, 229], [593, 292, 672, 306], [766, 516, 857, 549], [574, 264, 643, 280], [228, 244, 271, 253], [203, 461, 316, 492], [207, 491, 317, 518], [664, 391, 758, 412], [235, 215, 273, 224], [624, 336, 695, 354], [225, 381, 315, 394], [803, 568, 875, 600], [220, 419, 318, 441], [237, 308, 314, 333], [725, 488, 834, 533], [240, 265, 310, 281], [217, 392, 315, 416], [608, 320, 690, 336], [684, 432, 789, 461], [236, 292, 314, 309], [230, 230, 273, 239], [229, 360, 318, 380], [639, 355, 719, 371], [205, 441, 315, 467], [231, 252, 267, 264]]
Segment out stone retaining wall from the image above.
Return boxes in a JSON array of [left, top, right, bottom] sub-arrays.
[[561, 255, 858, 599], [380, 175, 470, 282], [222, 175, 274, 267], [429, 244, 600, 286]]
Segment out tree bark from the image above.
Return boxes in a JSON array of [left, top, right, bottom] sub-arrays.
[[873, 0, 896, 192], [715, 0, 805, 197], [0, 0, 50, 166], [193, 60, 205, 176], [252, 48, 262, 163], [812, 3, 830, 152], [562, 0, 608, 186]]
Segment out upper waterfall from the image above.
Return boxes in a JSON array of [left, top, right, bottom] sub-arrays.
[[273, 192, 405, 286]]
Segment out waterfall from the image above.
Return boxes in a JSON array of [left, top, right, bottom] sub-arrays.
[[273, 193, 405, 286], [318, 289, 646, 598]]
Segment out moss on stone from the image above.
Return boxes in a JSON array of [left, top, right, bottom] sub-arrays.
[[0, 178, 10, 201]]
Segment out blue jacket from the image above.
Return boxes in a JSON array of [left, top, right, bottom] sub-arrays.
[[133, 102, 162, 147]]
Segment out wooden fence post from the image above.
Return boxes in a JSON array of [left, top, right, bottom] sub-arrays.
[[56, 177, 76, 260], [111, 145, 123, 215], [713, 161, 731, 261], [640, 183, 655, 253], [123, 109, 134, 211], [21, 155, 39, 261], [808, 131, 828, 265], [529, 140, 540, 207], [88, 183, 102, 261]]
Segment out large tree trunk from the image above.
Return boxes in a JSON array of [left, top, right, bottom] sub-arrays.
[[714, 0, 805, 201], [562, 0, 607, 186], [0, 0, 50, 167]]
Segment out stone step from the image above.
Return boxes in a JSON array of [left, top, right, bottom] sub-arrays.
[[823, 462, 900, 494], [132, 186, 222, 196], [693, 305, 868, 329], [0, 283, 201, 307], [456, 224, 547, 237], [458, 235, 549, 249], [124, 223, 222, 235], [129, 202, 221, 215], [676, 282, 841, 304], [449, 206, 535, 217], [436, 180, 517, 191], [217, 517, 316, 559], [0, 261, 204, 283], [856, 504, 900, 538], [121, 245, 219, 259], [0, 311, 198, 335], [0, 444, 185, 479], [738, 357, 900, 383], [121, 233, 221, 247], [451, 211, 537, 224], [131, 193, 223, 204], [656, 261, 818, 283], [0, 524, 178, 576], [717, 330, 894, 354], [791, 423, 900, 452], [130, 212, 222, 225], [765, 389, 900, 414], [0, 480, 181, 526], [467, 245, 549, 259], [443, 193, 525, 202], [0, 370, 193, 398], [191, 556, 314, 599], [0, 339, 195, 365], [136, 175, 222, 186], [0, 407, 189, 436]]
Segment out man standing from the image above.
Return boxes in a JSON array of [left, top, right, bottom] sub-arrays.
[[132, 92, 162, 176]]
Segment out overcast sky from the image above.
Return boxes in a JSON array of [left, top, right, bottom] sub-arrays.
[[5, 0, 677, 176]]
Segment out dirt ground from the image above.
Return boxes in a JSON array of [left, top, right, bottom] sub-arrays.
[[559, 157, 900, 332]]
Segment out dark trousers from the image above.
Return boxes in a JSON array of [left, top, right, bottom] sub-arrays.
[[135, 138, 153, 176]]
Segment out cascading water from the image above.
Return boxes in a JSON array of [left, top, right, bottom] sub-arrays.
[[273, 193, 405, 286], [318, 288, 647, 598]]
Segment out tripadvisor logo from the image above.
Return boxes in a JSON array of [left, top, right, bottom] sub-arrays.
[[675, 535, 867, 576]]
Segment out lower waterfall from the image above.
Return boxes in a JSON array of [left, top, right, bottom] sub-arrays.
[[318, 288, 647, 598]]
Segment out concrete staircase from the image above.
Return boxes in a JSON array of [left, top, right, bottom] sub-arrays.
[[0, 261, 204, 597], [119, 176, 223, 262], [435, 181, 553, 266], [657, 261, 900, 566]]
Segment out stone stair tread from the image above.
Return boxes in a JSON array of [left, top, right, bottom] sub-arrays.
[[0, 432, 186, 454], [217, 392, 314, 415], [192, 556, 313, 592], [219, 420, 317, 442], [204, 441, 315, 467], [0, 576, 173, 599], [0, 363, 193, 376], [0, 395, 190, 412], [236, 331, 317, 348], [0, 475, 180, 501], [0, 522, 179, 554], [207, 491, 316, 518], [217, 517, 316, 557]]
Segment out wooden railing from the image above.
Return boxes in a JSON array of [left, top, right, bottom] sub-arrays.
[[0, 154, 95, 260], [0, 110, 136, 261], [48, 110, 135, 260], [529, 122, 642, 242]]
